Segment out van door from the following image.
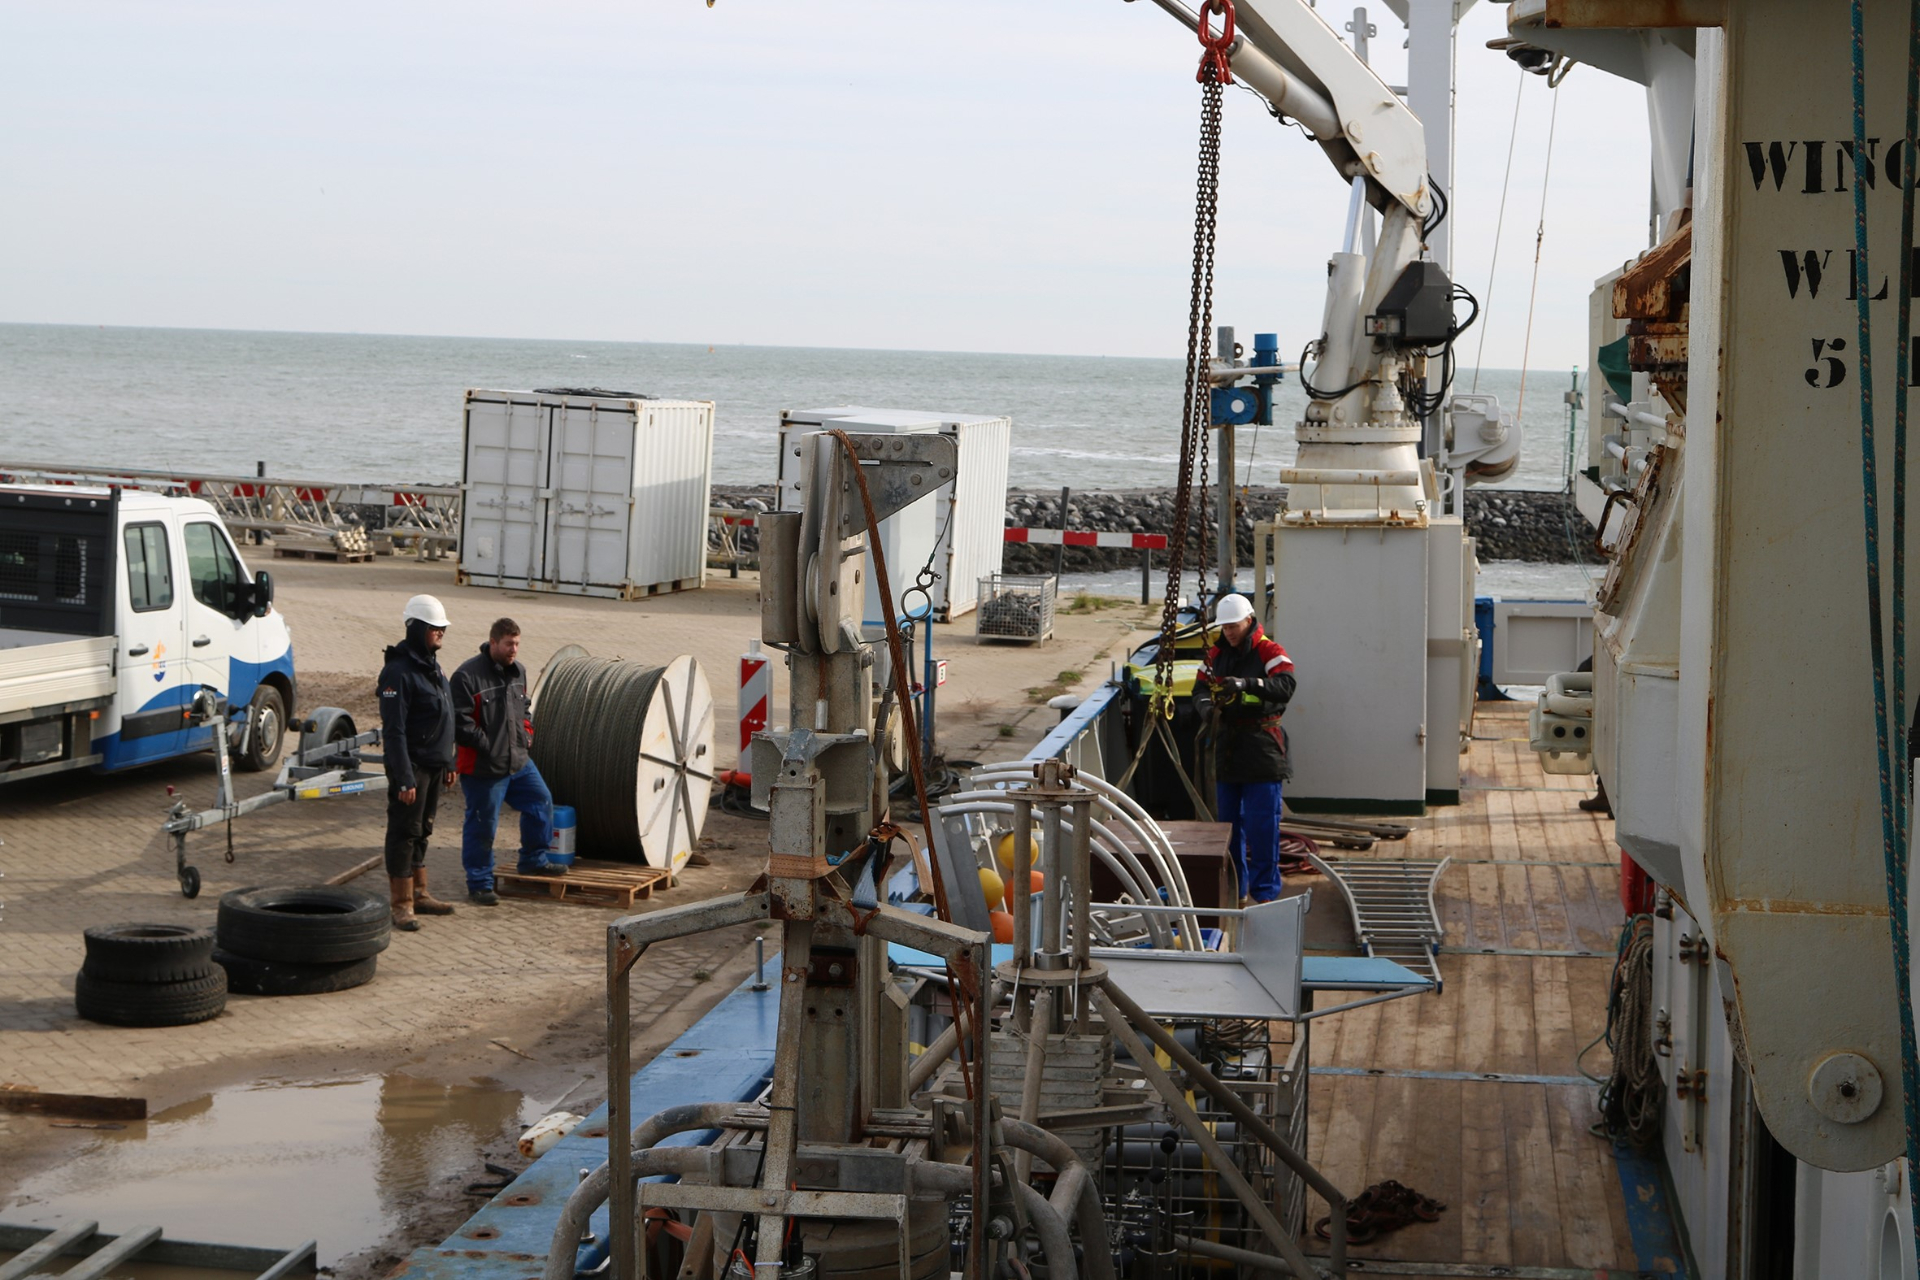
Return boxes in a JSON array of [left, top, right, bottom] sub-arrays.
[[110, 516, 191, 764], [180, 518, 252, 749]]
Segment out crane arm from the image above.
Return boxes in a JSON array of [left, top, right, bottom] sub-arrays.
[[1140, 0, 1431, 219]]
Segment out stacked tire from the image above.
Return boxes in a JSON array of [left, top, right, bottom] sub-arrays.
[[77, 923, 227, 1026], [214, 885, 390, 996]]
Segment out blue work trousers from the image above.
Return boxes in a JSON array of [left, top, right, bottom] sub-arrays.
[[460, 761, 556, 890], [1216, 779, 1284, 904]]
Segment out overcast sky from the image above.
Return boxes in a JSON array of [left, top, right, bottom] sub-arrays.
[[0, 2, 1649, 368]]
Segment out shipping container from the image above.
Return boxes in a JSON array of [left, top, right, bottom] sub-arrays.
[[776, 406, 1011, 622], [458, 390, 713, 599]]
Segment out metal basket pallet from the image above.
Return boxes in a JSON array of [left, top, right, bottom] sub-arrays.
[[975, 573, 1057, 644]]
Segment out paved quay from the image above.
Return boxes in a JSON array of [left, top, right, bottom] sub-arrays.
[[0, 554, 1153, 1152]]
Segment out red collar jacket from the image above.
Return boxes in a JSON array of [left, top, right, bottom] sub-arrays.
[[1200, 623, 1296, 783]]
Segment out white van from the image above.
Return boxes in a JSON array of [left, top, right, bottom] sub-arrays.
[[0, 485, 296, 782]]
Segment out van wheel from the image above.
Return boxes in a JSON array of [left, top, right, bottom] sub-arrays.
[[237, 685, 286, 772]]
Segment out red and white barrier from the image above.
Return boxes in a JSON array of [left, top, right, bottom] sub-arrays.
[[1003, 528, 1168, 549], [738, 639, 771, 778]]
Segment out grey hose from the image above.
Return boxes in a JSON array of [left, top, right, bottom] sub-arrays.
[[543, 1147, 710, 1280], [544, 1103, 742, 1280], [936, 797, 1172, 947], [1014, 1181, 1080, 1280], [999, 1119, 1119, 1280]]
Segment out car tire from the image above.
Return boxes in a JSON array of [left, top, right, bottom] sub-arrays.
[[237, 684, 287, 773], [216, 885, 391, 965], [81, 922, 217, 983], [214, 948, 378, 997], [74, 969, 227, 1027]]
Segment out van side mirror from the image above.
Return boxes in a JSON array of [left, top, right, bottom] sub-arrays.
[[251, 570, 275, 617]]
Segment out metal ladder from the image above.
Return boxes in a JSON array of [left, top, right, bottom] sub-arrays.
[[1305, 853, 1451, 991], [0, 1222, 315, 1280]]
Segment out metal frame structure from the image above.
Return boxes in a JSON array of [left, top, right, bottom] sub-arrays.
[[0, 460, 460, 553], [161, 702, 385, 898]]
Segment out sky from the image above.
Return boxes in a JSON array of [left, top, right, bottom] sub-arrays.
[[0, 1, 1651, 368]]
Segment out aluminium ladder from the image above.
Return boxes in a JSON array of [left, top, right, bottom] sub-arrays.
[[1305, 853, 1451, 991]]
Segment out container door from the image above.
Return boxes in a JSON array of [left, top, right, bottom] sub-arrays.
[[462, 395, 550, 585], [108, 517, 189, 764], [544, 401, 637, 590], [180, 519, 253, 751]]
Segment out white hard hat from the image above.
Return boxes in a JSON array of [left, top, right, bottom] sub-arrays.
[[1213, 594, 1254, 627], [403, 594, 450, 628]]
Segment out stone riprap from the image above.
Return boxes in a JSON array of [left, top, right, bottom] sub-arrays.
[[708, 484, 1599, 571]]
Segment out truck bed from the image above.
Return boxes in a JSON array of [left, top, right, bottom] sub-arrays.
[[0, 628, 115, 716]]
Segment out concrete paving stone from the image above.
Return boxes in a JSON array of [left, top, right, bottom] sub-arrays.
[[0, 555, 1146, 1104]]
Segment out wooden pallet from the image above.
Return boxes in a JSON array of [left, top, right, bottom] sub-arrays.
[[494, 858, 670, 907], [273, 541, 373, 563]]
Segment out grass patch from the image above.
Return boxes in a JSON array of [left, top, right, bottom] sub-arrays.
[[1056, 669, 1084, 685], [997, 724, 1018, 738], [1063, 592, 1127, 615]]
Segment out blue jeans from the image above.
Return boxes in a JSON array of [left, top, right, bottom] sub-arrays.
[[460, 761, 557, 890], [1216, 779, 1283, 903]]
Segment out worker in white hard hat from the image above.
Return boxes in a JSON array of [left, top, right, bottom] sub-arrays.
[[375, 594, 460, 930], [1198, 592, 1296, 904]]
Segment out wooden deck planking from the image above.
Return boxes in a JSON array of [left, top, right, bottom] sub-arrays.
[[1289, 701, 1640, 1271]]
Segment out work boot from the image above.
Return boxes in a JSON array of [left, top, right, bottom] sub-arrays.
[[516, 855, 567, 877], [412, 869, 456, 916], [468, 887, 500, 907], [389, 876, 421, 931]]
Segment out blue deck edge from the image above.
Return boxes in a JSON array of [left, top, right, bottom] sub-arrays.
[[397, 972, 780, 1280]]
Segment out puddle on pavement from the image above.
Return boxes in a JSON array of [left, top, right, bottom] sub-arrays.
[[5, 1072, 540, 1270]]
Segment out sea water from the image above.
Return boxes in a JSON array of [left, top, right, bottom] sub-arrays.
[[0, 323, 1589, 495]]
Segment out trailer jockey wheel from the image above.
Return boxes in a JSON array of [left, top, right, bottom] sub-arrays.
[[179, 865, 201, 900]]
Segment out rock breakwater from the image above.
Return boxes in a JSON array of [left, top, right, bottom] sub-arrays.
[[708, 484, 1599, 572]]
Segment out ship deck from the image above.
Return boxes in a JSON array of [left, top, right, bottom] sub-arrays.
[[1296, 700, 1670, 1277]]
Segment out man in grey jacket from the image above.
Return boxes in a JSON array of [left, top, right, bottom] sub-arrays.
[[450, 618, 564, 905]]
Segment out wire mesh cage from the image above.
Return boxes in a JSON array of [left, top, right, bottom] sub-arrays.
[[975, 573, 1056, 644]]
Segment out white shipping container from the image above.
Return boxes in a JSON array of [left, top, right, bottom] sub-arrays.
[[459, 390, 713, 599], [776, 406, 1011, 622]]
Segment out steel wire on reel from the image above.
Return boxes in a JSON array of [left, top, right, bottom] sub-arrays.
[[531, 655, 713, 869]]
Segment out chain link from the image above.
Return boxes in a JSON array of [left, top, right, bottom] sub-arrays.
[[1153, 68, 1226, 717]]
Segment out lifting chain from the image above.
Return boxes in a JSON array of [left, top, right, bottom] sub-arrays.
[[1153, 4, 1231, 717]]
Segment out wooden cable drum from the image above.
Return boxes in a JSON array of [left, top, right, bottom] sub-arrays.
[[530, 653, 714, 873]]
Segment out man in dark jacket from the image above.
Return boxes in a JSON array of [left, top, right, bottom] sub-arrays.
[[378, 594, 460, 931], [1198, 593, 1296, 905], [450, 618, 564, 905]]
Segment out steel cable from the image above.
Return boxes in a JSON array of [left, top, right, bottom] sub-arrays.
[[531, 656, 667, 862], [1850, 0, 1920, 1244]]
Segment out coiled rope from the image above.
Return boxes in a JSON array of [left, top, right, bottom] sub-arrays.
[[531, 655, 670, 863], [1591, 914, 1661, 1150]]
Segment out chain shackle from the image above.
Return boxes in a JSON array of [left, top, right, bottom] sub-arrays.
[[1197, 0, 1236, 85]]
